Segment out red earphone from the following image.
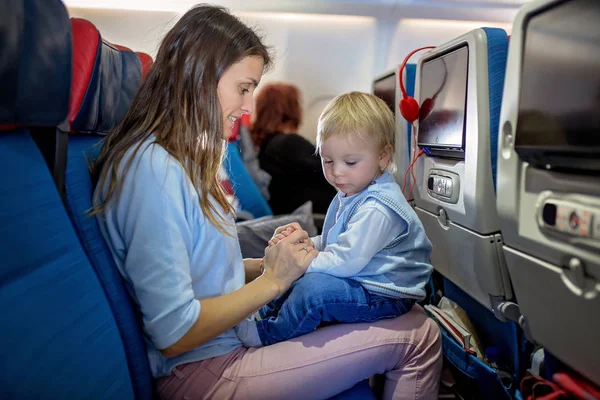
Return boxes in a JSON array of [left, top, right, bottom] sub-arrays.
[[398, 46, 436, 123]]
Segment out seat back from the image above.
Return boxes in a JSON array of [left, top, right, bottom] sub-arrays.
[[412, 28, 513, 315], [402, 63, 417, 201], [410, 28, 527, 399], [497, 0, 600, 387], [0, 1, 135, 397], [224, 140, 274, 218], [66, 18, 153, 399], [137, 52, 154, 81], [372, 66, 416, 196], [405, 63, 417, 172]]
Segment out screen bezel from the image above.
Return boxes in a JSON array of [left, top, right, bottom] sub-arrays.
[[417, 44, 469, 159], [372, 71, 397, 116]]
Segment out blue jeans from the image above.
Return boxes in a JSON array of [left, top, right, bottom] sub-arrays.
[[256, 272, 415, 346]]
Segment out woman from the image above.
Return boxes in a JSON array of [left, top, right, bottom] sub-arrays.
[[251, 83, 337, 215], [92, 5, 442, 399]]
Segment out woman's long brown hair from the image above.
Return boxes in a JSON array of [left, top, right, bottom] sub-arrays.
[[91, 4, 271, 233], [250, 83, 302, 147]]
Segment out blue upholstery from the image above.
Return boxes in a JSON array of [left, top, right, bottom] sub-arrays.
[[0, 132, 134, 399], [225, 141, 273, 218], [405, 63, 417, 156], [66, 137, 153, 400], [65, 19, 153, 400], [0, 0, 71, 126], [0, 1, 134, 397], [482, 28, 508, 190]]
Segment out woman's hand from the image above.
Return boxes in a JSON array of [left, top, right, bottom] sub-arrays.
[[262, 229, 318, 295]]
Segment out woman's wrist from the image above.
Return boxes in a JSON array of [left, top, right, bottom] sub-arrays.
[[243, 258, 263, 283], [250, 273, 282, 300]]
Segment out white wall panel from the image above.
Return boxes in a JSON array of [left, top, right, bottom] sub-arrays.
[[240, 13, 377, 143], [67, 8, 179, 57], [382, 18, 512, 74]]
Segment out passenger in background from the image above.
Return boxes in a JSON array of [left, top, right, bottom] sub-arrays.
[[236, 92, 434, 348], [92, 5, 441, 400], [236, 113, 271, 200], [251, 83, 337, 214]]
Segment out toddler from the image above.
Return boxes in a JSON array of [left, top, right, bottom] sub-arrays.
[[236, 92, 433, 347]]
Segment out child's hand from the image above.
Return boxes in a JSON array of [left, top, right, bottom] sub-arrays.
[[273, 222, 301, 237], [268, 223, 318, 249], [269, 232, 315, 249], [301, 237, 315, 249], [268, 223, 302, 248], [268, 227, 295, 247]]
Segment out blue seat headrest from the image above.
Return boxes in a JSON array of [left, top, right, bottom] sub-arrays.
[[0, 0, 71, 127], [68, 18, 142, 135], [481, 27, 508, 190]]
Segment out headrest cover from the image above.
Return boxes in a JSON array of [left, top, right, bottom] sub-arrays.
[[0, 0, 72, 126], [69, 19, 142, 135], [136, 52, 153, 81], [69, 19, 100, 128], [112, 43, 133, 52]]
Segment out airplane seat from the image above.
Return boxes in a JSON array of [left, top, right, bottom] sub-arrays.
[[0, 0, 135, 397], [412, 28, 513, 316], [497, 0, 600, 388], [404, 62, 417, 189], [108, 42, 153, 81], [137, 52, 154, 81], [111, 42, 134, 52], [372, 64, 417, 199], [409, 28, 531, 399], [100, 39, 153, 82], [66, 17, 153, 400], [107, 42, 154, 82], [225, 139, 274, 219]]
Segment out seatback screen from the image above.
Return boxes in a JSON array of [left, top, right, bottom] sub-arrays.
[[417, 45, 469, 154], [373, 72, 396, 116], [515, 0, 600, 171]]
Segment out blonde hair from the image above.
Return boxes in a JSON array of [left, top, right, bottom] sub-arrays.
[[316, 91, 396, 173]]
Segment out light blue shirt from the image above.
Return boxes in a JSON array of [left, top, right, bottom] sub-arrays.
[[96, 138, 244, 378], [308, 172, 433, 300], [309, 197, 406, 275]]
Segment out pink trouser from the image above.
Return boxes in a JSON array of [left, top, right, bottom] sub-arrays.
[[155, 305, 442, 400]]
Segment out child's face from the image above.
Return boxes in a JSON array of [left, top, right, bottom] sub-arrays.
[[320, 133, 390, 197]]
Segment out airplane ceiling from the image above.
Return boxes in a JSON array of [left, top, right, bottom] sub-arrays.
[[64, 0, 532, 22]]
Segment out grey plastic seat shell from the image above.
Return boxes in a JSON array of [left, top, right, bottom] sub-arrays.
[[412, 29, 513, 313], [496, 0, 600, 386]]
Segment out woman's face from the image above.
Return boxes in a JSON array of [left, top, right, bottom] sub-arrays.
[[217, 55, 264, 140]]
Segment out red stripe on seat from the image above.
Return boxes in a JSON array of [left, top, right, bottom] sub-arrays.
[[68, 18, 100, 126], [136, 52, 153, 81]]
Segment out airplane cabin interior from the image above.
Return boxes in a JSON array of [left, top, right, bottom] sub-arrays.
[[1, 0, 599, 399]]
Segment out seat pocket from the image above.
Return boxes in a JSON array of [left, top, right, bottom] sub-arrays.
[[441, 327, 513, 400]]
